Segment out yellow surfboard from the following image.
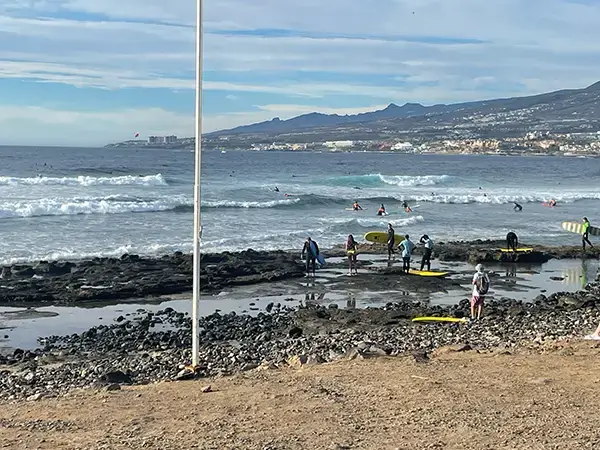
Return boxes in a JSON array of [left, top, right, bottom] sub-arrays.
[[408, 269, 448, 277], [498, 247, 533, 253], [562, 221, 600, 236], [412, 317, 468, 323], [364, 231, 403, 243]]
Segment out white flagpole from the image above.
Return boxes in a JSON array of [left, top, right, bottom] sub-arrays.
[[192, 0, 203, 367]]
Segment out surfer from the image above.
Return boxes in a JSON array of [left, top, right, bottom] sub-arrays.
[[506, 231, 518, 253], [346, 234, 358, 276], [387, 223, 396, 260], [582, 217, 594, 251], [398, 234, 415, 273], [301, 237, 320, 278], [377, 204, 386, 216], [471, 264, 489, 320], [549, 199, 557, 207], [352, 201, 363, 211], [274, 186, 279, 192], [513, 202, 522, 212], [402, 200, 412, 213], [419, 234, 433, 271]]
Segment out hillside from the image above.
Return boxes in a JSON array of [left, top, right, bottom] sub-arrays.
[[206, 81, 600, 142]]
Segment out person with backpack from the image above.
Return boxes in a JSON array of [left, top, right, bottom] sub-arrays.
[[471, 263, 490, 320]]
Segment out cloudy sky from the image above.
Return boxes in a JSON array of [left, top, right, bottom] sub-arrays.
[[1, 0, 600, 146]]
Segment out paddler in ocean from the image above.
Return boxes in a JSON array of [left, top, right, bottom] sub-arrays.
[[377, 204, 386, 216], [352, 201, 363, 211]]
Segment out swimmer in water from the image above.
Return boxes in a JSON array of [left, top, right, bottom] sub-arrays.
[[377, 204, 386, 216], [352, 201, 363, 211], [513, 202, 522, 211], [274, 186, 279, 192]]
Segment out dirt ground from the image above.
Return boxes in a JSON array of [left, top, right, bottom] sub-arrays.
[[2, 342, 600, 450]]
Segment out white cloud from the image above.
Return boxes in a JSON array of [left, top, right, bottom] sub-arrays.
[[0, 106, 194, 146], [2, 0, 600, 141]]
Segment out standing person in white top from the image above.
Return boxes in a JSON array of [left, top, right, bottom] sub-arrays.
[[398, 234, 415, 274], [471, 263, 490, 320], [419, 234, 433, 271]]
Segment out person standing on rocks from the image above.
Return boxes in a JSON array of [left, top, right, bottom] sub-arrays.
[[506, 231, 518, 253], [582, 217, 594, 252], [398, 234, 415, 273], [471, 263, 490, 320], [301, 237, 319, 278], [387, 223, 396, 260], [346, 234, 358, 276], [419, 234, 433, 271]]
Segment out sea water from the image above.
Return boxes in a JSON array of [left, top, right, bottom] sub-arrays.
[[0, 146, 598, 263]]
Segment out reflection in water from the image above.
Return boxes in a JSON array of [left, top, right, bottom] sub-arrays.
[[561, 258, 598, 288], [346, 293, 356, 309], [505, 264, 517, 278]]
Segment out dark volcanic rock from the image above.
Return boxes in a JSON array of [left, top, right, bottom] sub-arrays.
[[0, 250, 304, 305]]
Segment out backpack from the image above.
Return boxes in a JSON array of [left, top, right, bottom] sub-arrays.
[[475, 273, 489, 295]]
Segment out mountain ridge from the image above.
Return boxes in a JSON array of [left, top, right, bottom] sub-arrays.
[[207, 81, 600, 139]]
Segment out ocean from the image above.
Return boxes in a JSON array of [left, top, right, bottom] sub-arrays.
[[0, 146, 597, 264]]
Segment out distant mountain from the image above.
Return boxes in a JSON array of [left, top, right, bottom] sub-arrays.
[[206, 81, 600, 141]]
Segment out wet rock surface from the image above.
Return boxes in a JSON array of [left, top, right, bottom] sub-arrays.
[[0, 250, 304, 305], [2, 282, 600, 401]]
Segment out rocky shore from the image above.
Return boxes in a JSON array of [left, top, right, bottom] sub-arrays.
[[0, 240, 596, 305], [2, 280, 600, 401]]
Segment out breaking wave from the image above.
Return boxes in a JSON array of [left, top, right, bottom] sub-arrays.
[[0, 173, 168, 186], [323, 173, 452, 188], [201, 198, 301, 208]]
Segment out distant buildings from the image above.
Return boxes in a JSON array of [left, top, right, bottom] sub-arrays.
[[148, 135, 178, 144]]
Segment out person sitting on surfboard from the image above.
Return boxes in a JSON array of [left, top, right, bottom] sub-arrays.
[[377, 204, 386, 216], [419, 234, 433, 271], [387, 223, 396, 260], [301, 237, 320, 278], [402, 200, 412, 213], [549, 199, 557, 207], [582, 217, 594, 252], [398, 234, 415, 274], [352, 201, 363, 211], [471, 264, 490, 320], [346, 234, 358, 276], [506, 231, 518, 253]]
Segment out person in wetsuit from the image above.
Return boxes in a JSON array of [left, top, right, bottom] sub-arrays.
[[582, 217, 594, 252], [506, 231, 518, 252], [513, 202, 522, 211], [401, 200, 409, 210], [419, 234, 433, 271], [377, 204, 386, 216], [301, 237, 319, 278], [274, 186, 279, 192], [387, 223, 395, 260]]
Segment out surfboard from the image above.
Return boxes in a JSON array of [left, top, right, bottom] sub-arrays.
[[498, 247, 534, 253], [345, 208, 368, 211], [412, 317, 467, 323], [347, 250, 357, 255], [364, 231, 403, 243], [562, 221, 600, 236], [408, 269, 448, 277], [309, 241, 326, 267]]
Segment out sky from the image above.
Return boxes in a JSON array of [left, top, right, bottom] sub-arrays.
[[2, 0, 600, 146]]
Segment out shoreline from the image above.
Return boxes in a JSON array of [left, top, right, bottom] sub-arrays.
[[0, 240, 597, 306]]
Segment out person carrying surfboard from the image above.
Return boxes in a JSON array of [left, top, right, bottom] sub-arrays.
[[471, 264, 490, 320], [352, 201, 363, 211], [301, 237, 320, 278], [346, 234, 358, 276], [419, 234, 433, 271], [582, 217, 594, 252], [398, 234, 415, 273], [377, 204, 386, 216], [387, 223, 396, 260]]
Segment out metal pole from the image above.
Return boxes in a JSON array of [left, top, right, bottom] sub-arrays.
[[192, 0, 203, 367]]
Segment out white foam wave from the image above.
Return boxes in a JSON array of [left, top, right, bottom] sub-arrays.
[[411, 192, 600, 204], [320, 215, 425, 228], [202, 198, 300, 208], [0, 173, 168, 186], [0, 195, 190, 218], [378, 174, 451, 187]]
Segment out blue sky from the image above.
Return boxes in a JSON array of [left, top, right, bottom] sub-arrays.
[[1, 0, 600, 146]]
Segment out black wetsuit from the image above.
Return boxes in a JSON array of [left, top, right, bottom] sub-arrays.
[[387, 227, 395, 258], [506, 232, 518, 252], [582, 222, 594, 251], [302, 240, 319, 275], [513, 202, 522, 211]]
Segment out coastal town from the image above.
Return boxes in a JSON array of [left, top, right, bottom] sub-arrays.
[[106, 131, 600, 157]]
